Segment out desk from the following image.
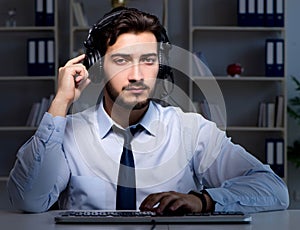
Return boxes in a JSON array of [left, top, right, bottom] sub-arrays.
[[0, 210, 299, 230]]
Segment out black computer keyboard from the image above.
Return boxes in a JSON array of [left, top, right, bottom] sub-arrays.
[[55, 210, 252, 224]]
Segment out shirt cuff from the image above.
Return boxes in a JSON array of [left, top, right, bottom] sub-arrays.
[[204, 187, 236, 212], [35, 112, 67, 143]]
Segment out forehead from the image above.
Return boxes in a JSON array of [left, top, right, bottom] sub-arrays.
[[106, 32, 158, 55]]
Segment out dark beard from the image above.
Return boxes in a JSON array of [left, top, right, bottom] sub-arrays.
[[105, 81, 150, 110]]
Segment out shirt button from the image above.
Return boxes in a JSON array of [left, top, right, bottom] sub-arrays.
[[47, 124, 54, 130]]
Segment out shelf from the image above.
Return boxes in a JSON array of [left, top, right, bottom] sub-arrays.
[[192, 76, 286, 81], [0, 0, 58, 179], [225, 126, 285, 132], [0, 26, 56, 32], [189, 0, 287, 180], [0, 76, 56, 81], [0, 177, 8, 182], [191, 26, 285, 32], [0, 126, 37, 132]]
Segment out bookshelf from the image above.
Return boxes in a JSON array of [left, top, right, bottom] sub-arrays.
[[189, 0, 287, 180], [69, 0, 168, 58], [0, 0, 58, 182]]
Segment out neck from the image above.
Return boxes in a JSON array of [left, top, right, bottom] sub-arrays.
[[103, 92, 149, 128]]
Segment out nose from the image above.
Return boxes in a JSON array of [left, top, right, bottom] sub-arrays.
[[128, 63, 143, 82]]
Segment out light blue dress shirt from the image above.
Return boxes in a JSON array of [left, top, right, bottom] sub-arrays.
[[7, 100, 289, 213]]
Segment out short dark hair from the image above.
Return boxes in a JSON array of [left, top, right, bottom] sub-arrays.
[[87, 7, 169, 57]]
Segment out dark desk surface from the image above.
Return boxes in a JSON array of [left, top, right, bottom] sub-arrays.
[[0, 209, 299, 230]]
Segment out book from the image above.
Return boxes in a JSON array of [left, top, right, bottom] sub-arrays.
[[258, 101, 266, 127], [27, 38, 55, 76], [275, 139, 284, 177], [35, 0, 44, 26], [26, 102, 41, 127], [72, 1, 88, 26], [237, 0, 247, 26], [265, 38, 284, 77], [265, 39, 275, 76], [237, 0, 284, 27], [35, 97, 50, 126], [46, 38, 55, 75], [35, 0, 55, 26], [265, 138, 284, 177], [274, 39, 284, 76], [265, 0, 275, 27], [274, 0, 284, 27], [45, 0, 55, 26], [275, 95, 284, 127], [26, 94, 54, 127], [256, 0, 265, 26], [27, 39, 37, 76], [258, 96, 283, 127], [266, 102, 275, 127], [266, 139, 275, 166], [247, 0, 256, 26]]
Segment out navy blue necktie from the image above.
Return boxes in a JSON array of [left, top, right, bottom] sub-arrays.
[[115, 125, 142, 210]]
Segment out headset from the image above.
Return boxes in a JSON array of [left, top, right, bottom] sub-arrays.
[[82, 7, 173, 85]]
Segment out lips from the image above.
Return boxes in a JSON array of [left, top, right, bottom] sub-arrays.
[[126, 87, 147, 94], [124, 83, 149, 93]]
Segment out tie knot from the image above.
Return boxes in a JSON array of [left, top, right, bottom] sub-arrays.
[[113, 124, 143, 146]]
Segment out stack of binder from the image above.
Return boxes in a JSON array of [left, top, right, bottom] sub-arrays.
[[35, 0, 55, 26], [26, 94, 54, 127], [27, 38, 55, 76], [265, 38, 284, 77], [237, 0, 284, 27], [265, 138, 284, 178], [258, 95, 284, 128]]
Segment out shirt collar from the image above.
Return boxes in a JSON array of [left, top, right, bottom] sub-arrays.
[[97, 99, 159, 139]]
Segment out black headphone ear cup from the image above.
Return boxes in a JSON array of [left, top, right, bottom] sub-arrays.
[[158, 43, 172, 80], [83, 49, 101, 69], [83, 49, 103, 83]]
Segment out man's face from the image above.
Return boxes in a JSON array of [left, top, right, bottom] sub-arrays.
[[103, 32, 159, 110]]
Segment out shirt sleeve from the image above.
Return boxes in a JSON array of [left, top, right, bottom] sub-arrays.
[[7, 112, 70, 213], [194, 121, 289, 213]]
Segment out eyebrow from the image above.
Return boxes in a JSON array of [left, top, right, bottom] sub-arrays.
[[110, 53, 158, 59]]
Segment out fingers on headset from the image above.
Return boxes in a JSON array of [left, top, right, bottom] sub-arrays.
[[65, 54, 86, 66]]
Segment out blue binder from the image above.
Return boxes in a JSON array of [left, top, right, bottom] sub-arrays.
[[27, 38, 55, 76], [265, 39, 284, 77], [35, 0, 55, 26], [27, 38, 38, 76], [274, 39, 284, 76], [256, 0, 265, 26], [45, 38, 55, 75], [265, 39, 275, 76], [45, 0, 55, 26], [274, 0, 284, 27], [237, 0, 248, 26], [265, 138, 284, 178], [247, 0, 256, 26], [265, 0, 275, 27], [35, 0, 44, 26]]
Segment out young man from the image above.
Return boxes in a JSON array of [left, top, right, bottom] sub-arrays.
[[7, 7, 289, 214]]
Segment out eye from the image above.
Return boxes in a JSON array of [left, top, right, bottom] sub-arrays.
[[113, 57, 129, 65], [141, 56, 157, 65]]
